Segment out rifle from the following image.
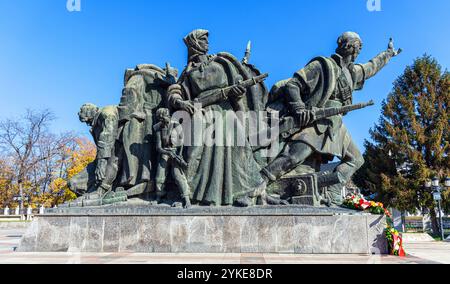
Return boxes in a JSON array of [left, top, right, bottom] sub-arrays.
[[279, 100, 375, 138], [193, 73, 269, 108], [170, 152, 188, 169], [252, 100, 375, 149]]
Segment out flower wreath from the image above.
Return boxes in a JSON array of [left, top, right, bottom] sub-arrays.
[[343, 194, 406, 256]]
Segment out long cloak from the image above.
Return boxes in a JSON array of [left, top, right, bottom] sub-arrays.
[[171, 53, 266, 206], [117, 65, 167, 188]]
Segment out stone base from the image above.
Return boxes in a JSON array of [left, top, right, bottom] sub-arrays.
[[18, 206, 388, 254]]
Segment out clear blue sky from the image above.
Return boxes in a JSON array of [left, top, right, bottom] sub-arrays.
[[0, 0, 449, 150]]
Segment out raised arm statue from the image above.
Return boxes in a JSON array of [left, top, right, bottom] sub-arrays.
[[263, 32, 401, 206]]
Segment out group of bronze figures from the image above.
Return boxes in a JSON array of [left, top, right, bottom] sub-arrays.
[[66, 30, 401, 208]]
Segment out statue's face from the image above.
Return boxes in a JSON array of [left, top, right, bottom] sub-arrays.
[[159, 115, 171, 125], [197, 34, 209, 54], [78, 107, 95, 126], [338, 41, 362, 62], [350, 40, 362, 62], [336, 33, 363, 63]]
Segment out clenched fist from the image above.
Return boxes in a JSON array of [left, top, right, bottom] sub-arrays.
[[295, 110, 315, 127], [176, 100, 196, 115], [95, 158, 108, 182], [228, 85, 246, 99]]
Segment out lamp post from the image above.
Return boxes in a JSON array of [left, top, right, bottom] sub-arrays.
[[13, 195, 30, 215], [424, 177, 449, 241]]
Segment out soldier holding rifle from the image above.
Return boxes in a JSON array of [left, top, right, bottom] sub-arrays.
[[262, 32, 402, 206], [154, 108, 191, 208], [167, 29, 273, 207]]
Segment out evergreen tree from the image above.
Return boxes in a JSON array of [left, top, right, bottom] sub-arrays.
[[355, 55, 449, 233]]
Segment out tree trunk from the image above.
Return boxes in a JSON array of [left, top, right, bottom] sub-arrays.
[[19, 181, 23, 211], [429, 207, 440, 236]]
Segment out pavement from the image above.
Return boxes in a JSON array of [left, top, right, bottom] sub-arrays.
[[403, 241, 450, 264], [0, 227, 448, 264]]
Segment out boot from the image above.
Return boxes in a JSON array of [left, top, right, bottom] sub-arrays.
[[234, 182, 265, 207], [326, 183, 345, 206], [183, 196, 192, 209], [154, 183, 166, 204]]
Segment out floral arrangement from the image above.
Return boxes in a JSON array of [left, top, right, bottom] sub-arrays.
[[385, 227, 406, 256], [343, 194, 406, 256], [343, 194, 389, 215]]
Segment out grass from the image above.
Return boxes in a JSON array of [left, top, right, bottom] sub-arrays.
[[405, 216, 423, 221], [427, 230, 450, 241]]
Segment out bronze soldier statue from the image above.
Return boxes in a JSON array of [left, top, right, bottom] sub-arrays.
[[69, 103, 121, 197], [263, 32, 402, 206], [65, 30, 402, 209], [167, 29, 269, 207], [153, 108, 191, 209], [116, 63, 178, 197]]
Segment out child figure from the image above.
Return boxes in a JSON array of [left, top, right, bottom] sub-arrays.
[[153, 108, 191, 208]]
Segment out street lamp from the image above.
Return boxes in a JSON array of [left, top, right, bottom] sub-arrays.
[[424, 177, 449, 241], [12, 195, 30, 212], [445, 177, 450, 188], [432, 177, 440, 187]]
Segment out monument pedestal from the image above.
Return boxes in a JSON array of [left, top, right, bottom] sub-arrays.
[[18, 206, 388, 254]]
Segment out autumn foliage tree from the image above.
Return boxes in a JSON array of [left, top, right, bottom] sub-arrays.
[[46, 138, 96, 207], [0, 110, 96, 208], [0, 158, 17, 207], [355, 55, 449, 233]]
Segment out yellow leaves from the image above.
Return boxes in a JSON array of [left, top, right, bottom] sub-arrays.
[[0, 159, 17, 207], [47, 177, 76, 206], [50, 178, 67, 194], [2, 137, 97, 208], [66, 138, 96, 180], [47, 138, 96, 206]]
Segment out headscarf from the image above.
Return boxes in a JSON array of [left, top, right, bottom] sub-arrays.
[[184, 29, 209, 58]]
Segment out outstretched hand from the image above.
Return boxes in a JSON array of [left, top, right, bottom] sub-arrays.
[[388, 38, 402, 57]]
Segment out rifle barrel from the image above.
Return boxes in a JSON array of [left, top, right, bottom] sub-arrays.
[[194, 74, 268, 108], [313, 100, 374, 119], [239, 73, 269, 88]]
